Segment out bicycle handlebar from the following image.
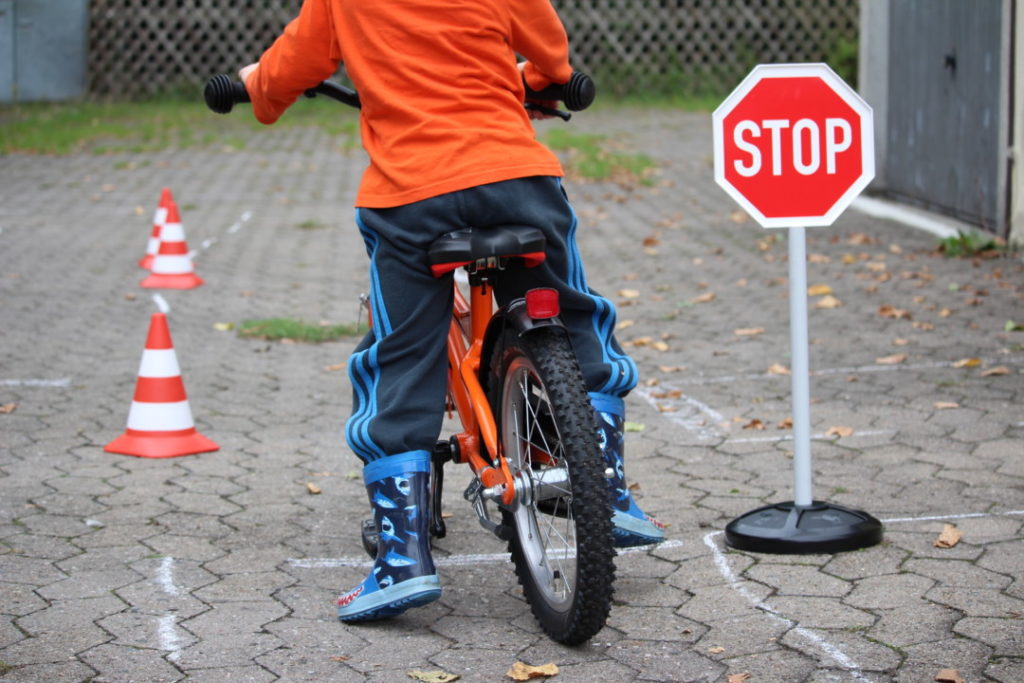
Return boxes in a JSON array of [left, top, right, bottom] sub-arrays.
[[203, 71, 594, 119]]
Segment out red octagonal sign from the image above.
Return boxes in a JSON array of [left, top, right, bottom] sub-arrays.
[[713, 64, 875, 228]]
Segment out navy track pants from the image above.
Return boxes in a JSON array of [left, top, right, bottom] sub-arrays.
[[346, 176, 637, 463]]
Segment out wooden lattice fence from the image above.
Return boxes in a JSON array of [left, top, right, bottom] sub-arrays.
[[88, 0, 858, 99]]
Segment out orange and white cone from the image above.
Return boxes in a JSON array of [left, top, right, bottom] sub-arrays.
[[140, 202, 204, 289], [139, 188, 174, 270], [105, 313, 219, 458]]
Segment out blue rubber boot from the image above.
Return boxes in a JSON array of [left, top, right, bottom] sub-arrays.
[[337, 451, 441, 622], [592, 393, 666, 547]]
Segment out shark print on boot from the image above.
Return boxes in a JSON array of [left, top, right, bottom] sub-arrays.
[[592, 393, 666, 547], [337, 451, 441, 622]]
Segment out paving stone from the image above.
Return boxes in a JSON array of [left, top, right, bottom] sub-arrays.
[[78, 643, 183, 683], [2, 108, 1022, 682], [0, 660, 97, 682], [744, 563, 853, 597], [606, 639, 726, 682], [16, 595, 125, 635], [953, 616, 1024, 656], [0, 626, 111, 666], [895, 637, 994, 683], [766, 597, 875, 630]]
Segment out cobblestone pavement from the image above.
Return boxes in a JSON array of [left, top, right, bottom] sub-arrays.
[[1, 107, 1022, 683]]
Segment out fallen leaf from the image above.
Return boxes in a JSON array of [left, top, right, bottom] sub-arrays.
[[658, 365, 687, 373], [875, 353, 907, 365], [866, 261, 888, 272], [826, 426, 855, 438], [0, 403, 16, 414], [734, 327, 765, 337], [618, 289, 640, 299], [767, 363, 791, 375], [213, 321, 234, 332], [616, 319, 635, 330], [980, 366, 1009, 377], [934, 524, 962, 548], [657, 404, 678, 413], [650, 390, 683, 399], [1005, 320, 1024, 332], [324, 362, 347, 372], [506, 662, 559, 681], [728, 674, 752, 683], [708, 646, 726, 654], [934, 669, 964, 683], [652, 341, 670, 352], [642, 235, 661, 247], [777, 416, 793, 429], [814, 295, 843, 309], [933, 402, 960, 410], [624, 422, 645, 432], [807, 284, 833, 296], [912, 321, 935, 331], [953, 358, 981, 368], [841, 253, 858, 264], [729, 210, 749, 224], [329, 655, 350, 662], [893, 338, 910, 346], [742, 419, 765, 430], [690, 292, 716, 304], [408, 670, 460, 683], [808, 253, 831, 263], [306, 482, 322, 495], [847, 232, 876, 245], [879, 305, 912, 320], [939, 308, 954, 318]]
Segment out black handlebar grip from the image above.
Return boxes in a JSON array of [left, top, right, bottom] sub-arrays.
[[524, 71, 596, 112], [204, 74, 250, 114]]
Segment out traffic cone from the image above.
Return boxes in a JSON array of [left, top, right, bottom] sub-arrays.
[[105, 313, 219, 458], [140, 202, 204, 289], [139, 188, 173, 269]]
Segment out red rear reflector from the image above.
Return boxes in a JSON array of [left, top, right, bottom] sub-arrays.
[[526, 288, 559, 319]]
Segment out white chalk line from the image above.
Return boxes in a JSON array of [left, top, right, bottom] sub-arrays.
[[636, 386, 725, 442], [638, 379, 897, 445], [705, 508, 1024, 678], [151, 293, 170, 314], [703, 531, 871, 680], [672, 356, 1024, 387], [728, 428, 895, 445], [289, 538, 686, 570], [0, 378, 71, 387], [154, 557, 184, 662]]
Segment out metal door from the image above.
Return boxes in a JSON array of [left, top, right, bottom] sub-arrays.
[[0, 0, 88, 103], [885, 0, 1012, 234]]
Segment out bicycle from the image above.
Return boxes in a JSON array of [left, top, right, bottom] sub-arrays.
[[204, 72, 616, 645]]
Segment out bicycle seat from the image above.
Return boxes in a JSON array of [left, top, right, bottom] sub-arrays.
[[427, 226, 546, 277]]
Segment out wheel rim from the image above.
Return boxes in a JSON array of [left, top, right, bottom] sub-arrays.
[[501, 356, 578, 612]]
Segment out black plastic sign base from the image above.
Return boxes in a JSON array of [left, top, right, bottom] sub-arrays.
[[725, 501, 883, 554]]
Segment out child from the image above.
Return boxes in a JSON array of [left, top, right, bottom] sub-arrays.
[[239, 0, 663, 623]]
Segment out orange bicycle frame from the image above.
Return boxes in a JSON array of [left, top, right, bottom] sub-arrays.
[[445, 280, 517, 505]]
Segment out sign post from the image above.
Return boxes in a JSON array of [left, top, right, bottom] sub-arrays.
[[712, 64, 883, 553]]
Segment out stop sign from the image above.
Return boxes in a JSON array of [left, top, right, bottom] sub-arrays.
[[713, 64, 875, 228]]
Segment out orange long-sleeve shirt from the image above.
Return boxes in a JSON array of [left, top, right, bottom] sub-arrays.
[[248, 0, 574, 208]]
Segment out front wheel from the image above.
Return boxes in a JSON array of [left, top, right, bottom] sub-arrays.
[[489, 326, 615, 645]]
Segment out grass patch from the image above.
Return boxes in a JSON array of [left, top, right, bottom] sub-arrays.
[[0, 91, 359, 155], [542, 129, 657, 187], [937, 231, 1006, 258], [238, 317, 366, 343]]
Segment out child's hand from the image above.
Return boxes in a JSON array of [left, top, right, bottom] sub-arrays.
[[238, 63, 259, 90], [518, 62, 558, 120]]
